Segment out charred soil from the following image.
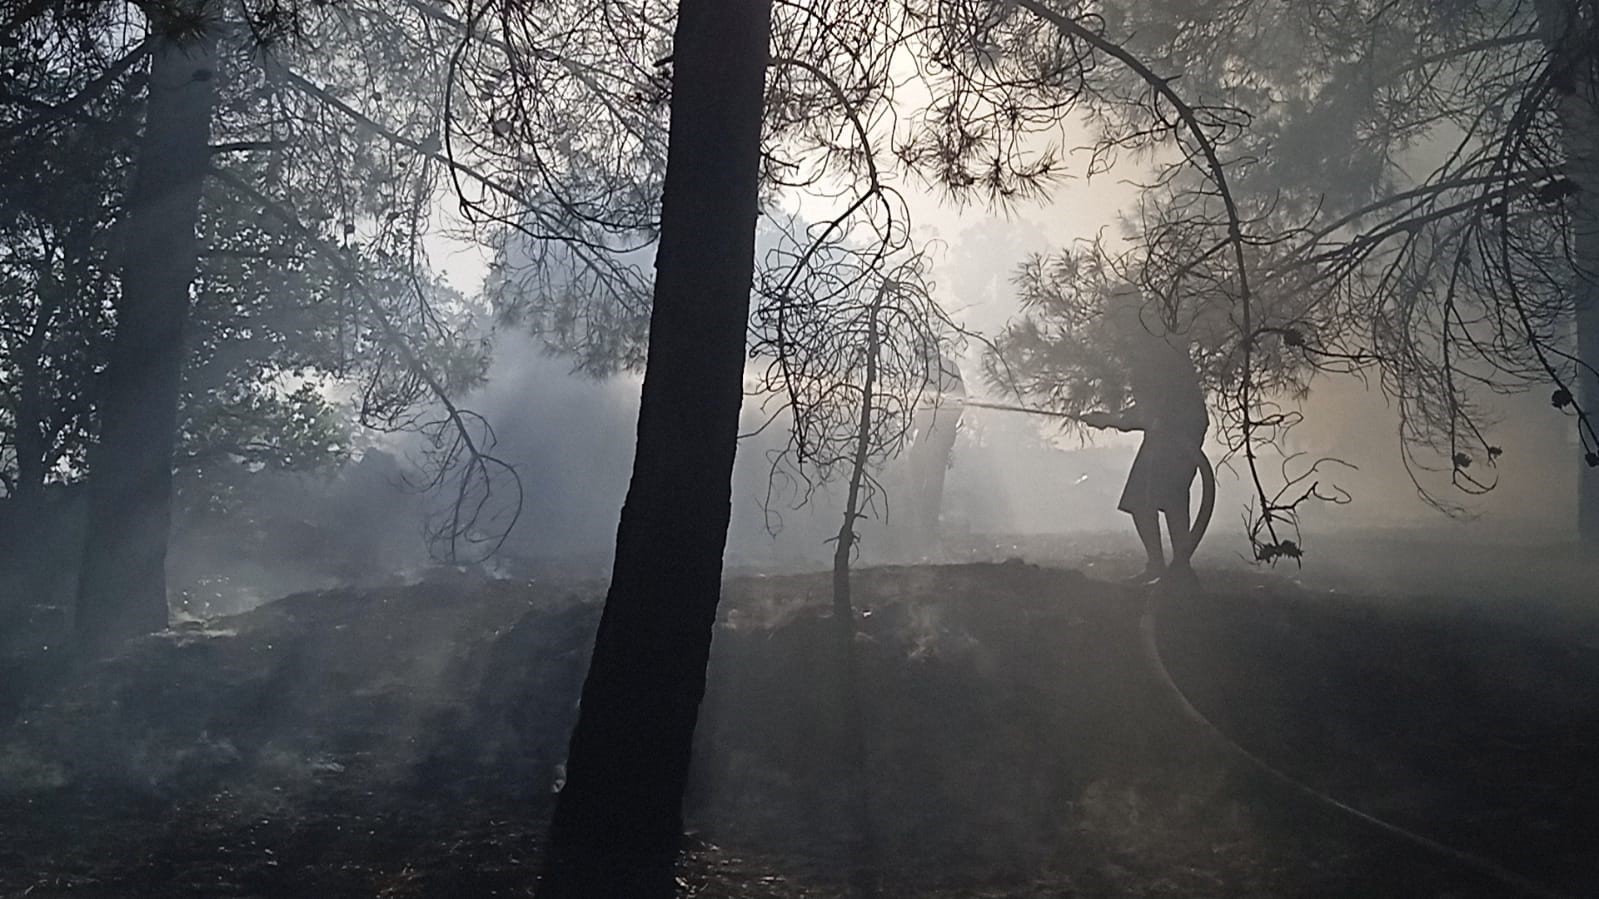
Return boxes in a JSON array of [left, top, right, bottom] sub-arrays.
[[0, 562, 1591, 897]]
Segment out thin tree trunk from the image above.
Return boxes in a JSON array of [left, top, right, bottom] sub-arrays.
[[1572, 104, 1599, 541], [1559, 35, 1599, 544], [535, 0, 773, 895], [1581, 291, 1599, 542], [10, 347, 50, 611], [76, 11, 216, 657], [1534, 0, 1599, 543], [14, 354, 47, 512], [17, 250, 75, 513], [830, 296, 880, 898], [833, 298, 880, 638]]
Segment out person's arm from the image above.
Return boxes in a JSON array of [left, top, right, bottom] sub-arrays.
[[1079, 406, 1151, 432]]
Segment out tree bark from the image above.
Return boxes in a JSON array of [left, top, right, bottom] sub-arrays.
[[1572, 89, 1599, 542], [1533, 0, 1599, 543], [75, 11, 216, 657], [535, 0, 773, 895], [10, 342, 50, 612], [830, 296, 879, 898], [14, 351, 47, 512], [1555, 23, 1599, 544], [1581, 248, 1599, 543], [833, 295, 881, 631], [16, 250, 75, 512]]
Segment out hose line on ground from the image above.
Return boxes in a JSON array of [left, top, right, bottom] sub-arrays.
[[1137, 597, 1571, 899]]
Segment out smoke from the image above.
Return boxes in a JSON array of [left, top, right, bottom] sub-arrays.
[[457, 332, 641, 575], [1283, 376, 1578, 540]]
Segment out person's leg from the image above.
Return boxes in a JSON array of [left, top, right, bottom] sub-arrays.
[[1163, 491, 1194, 576], [922, 415, 959, 546], [1119, 438, 1164, 580], [1130, 509, 1165, 579]]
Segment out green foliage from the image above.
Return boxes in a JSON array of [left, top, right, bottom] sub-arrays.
[[986, 244, 1317, 431], [195, 380, 349, 473], [0, 31, 132, 496], [1096, 0, 1521, 219], [986, 252, 1145, 425], [176, 380, 350, 517], [1, 4, 494, 518]]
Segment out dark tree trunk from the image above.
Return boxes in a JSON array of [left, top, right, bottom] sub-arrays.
[[832, 297, 880, 636], [1559, 22, 1599, 544], [75, 15, 215, 657], [535, 0, 773, 895], [1535, 0, 1599, 543], [1581, 290, 1599, 542], [1573, 110, 1599, 540], [16, 255, 74, 513], [11, 348, 50, 609], [14, 353, 47, 512]]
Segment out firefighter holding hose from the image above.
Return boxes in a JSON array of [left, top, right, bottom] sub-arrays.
[[1078, 303, 1209, 585]]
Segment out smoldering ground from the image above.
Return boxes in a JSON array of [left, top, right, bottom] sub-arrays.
[[4, 553, 1597, 897]]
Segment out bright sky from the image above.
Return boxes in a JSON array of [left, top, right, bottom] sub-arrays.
[[425, 114, 1148, 370]]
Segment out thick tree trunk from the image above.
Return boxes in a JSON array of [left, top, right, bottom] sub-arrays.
[[535, 0, 773, 896], [75, 14, 215, 657]]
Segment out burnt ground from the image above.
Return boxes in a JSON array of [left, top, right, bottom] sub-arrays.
[[0, 560, 1595, 897]]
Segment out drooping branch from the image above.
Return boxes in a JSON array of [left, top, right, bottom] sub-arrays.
[[210, 165, 523, 562], [1013, 0, 1296, 556]]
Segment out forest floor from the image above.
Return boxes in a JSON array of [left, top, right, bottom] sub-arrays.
[[0, 552, 1596, 898]]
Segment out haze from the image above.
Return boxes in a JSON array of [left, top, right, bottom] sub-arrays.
[[2, 2, 1597, 897]]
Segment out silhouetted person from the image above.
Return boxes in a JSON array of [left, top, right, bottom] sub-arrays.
[[906, 353, 965, 554], [1081, 306, 1207, 584]]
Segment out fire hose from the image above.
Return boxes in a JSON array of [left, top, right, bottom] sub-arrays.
[[951, 398, 1216, 556]]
